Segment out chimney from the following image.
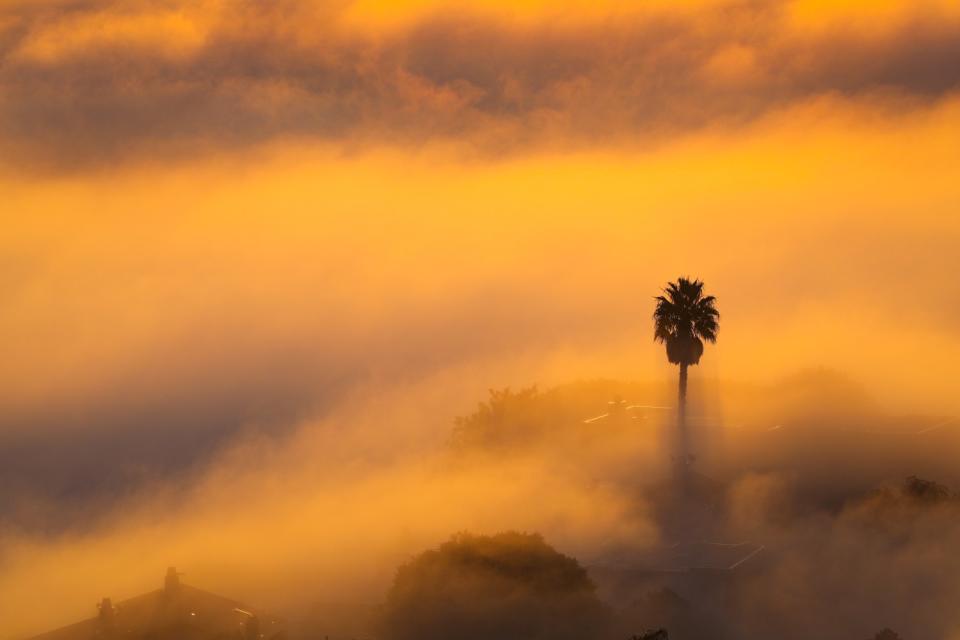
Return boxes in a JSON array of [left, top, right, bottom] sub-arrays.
[[97, 597, 115, 625], [164, 567, 181, 596]]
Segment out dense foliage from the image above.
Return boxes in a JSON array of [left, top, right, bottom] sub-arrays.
[[381, 532, 609, 640]]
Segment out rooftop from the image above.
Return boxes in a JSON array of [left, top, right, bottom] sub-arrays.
[[28, 568, 285, 640]]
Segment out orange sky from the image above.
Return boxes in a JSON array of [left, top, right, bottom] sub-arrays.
[[3, 94, 959, 419], [3, 0, 959, 168], [1, 0, 959, 460], [1, 2, 960, 637]]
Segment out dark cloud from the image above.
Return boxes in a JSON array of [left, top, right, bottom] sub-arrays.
[[1, 0, 959, 170]]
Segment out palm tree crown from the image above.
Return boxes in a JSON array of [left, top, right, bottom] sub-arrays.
[[653, 277, 719, 366]]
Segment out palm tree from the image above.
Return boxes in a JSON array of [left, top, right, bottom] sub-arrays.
[[653, 277, 719, 472]]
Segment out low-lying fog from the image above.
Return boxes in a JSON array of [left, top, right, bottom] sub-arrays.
[[2, 79, 959, 640], [3, 367, 959, 640]]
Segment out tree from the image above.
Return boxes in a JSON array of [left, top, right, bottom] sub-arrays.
[[451, 387, 543, 451], [653, 277, 719, 476], [902, 475, 952, 503], [380, 532, 609, 640]]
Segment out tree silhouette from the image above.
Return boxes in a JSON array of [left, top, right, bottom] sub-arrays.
[[380, 532, 609, 640], [653, 277, 719, 476]]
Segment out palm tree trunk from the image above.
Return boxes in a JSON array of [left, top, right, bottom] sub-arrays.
[[678, 362, 689, 487]]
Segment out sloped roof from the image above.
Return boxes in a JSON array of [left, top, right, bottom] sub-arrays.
[[28, 574, 284, 640]]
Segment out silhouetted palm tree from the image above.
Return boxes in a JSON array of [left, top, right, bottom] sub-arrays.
[[653, 277, 719, 470]]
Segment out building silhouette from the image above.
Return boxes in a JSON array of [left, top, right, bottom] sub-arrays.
[[28, 567, 285, 640]]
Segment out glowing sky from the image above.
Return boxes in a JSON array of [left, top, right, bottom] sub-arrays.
[[1, 1, 960, 637], [2, 0, 959, 168]]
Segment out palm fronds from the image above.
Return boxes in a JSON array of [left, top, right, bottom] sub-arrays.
[[653, 277, 719, 365]]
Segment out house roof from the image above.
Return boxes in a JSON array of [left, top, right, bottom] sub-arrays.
[[28, 569, 285, 640]]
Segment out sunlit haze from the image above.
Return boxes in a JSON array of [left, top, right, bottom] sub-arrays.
[[1, 1, 959, 639]]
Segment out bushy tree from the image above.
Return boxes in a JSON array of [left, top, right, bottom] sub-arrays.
[[381, 532, 609, 640], [451, 387, 544, 450], [902, 476, 951, 503]]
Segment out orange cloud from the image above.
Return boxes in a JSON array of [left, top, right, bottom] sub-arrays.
[[10, 7, 208, 63], [1, 0, 958, 171]]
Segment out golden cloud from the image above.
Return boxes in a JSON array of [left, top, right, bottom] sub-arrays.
[[0, 0, 958, 170]]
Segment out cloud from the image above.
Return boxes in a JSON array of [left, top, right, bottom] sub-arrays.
[[1, 103, 959, 532], [719, 474, 960, 639], [1, 0, 958, 170], [0, 374, 657, 639], [1, 4, 959, 640]]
